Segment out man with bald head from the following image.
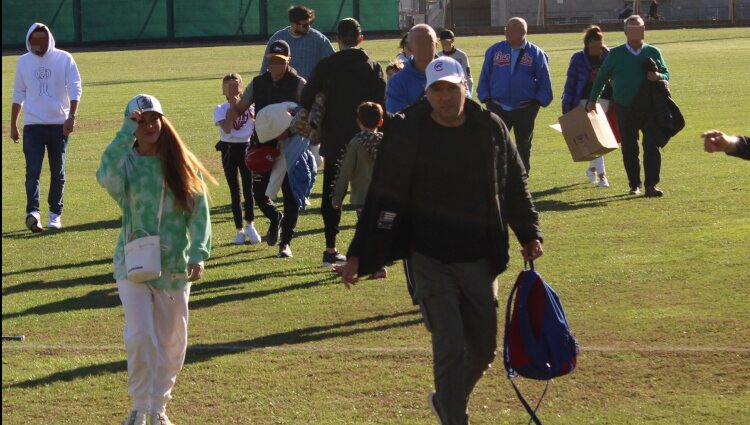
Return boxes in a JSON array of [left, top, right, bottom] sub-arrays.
[[478, 17, 552, 174], [385, 24, 438, 113]]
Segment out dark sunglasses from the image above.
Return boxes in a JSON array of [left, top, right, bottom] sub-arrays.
[[294, 21, 311, 29], [268, 57, 287, 65]]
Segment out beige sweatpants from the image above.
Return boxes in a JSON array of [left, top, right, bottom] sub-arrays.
[[117, 279, 190, 414]]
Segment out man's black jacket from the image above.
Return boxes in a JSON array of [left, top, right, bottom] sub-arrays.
[[300, 48, 386, 159], [347, 99, 542, 276]]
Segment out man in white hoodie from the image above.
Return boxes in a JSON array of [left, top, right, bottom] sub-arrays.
[[10, 23, 82, 232]]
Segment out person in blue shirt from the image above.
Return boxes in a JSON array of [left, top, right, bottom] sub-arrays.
[[385, 24, 437, 114], [478, 17, 553, 174]]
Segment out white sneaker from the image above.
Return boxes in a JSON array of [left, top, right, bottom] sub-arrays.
[[586, 167, 597, 183], [47, 212, 62, 230], [245, 223, 261, 244], [121, 409, 147, 425], [150, 411, 174, 425], [598, 175, 610, 187], [234, 229, 247, 245], [25, 211, 43, 233]]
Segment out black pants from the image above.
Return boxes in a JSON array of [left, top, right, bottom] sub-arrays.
[[616, 103, 664, 188], [278, 176, 298, 246], [410, 251, 498, 425], [251, 170, 280, 224], [487, 103, 540, 174], [220, 143, 253, 229], [321, 160, 342, 249]]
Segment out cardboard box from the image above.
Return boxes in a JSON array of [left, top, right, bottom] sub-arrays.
[[557, 104, 619, 162]]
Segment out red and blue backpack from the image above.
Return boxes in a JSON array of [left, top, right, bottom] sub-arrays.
[[503, 261, 579, 424]]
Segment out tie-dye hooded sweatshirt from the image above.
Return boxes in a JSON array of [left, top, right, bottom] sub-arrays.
[[96, 118, 211, 290]]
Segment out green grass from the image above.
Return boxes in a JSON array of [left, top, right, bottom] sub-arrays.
[[3, 28, 750, 424]]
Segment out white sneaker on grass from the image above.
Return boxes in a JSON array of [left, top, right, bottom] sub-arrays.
[[598, 174, 610, 187], [121, 409, 147, 425], [25, 211, 43, 233], [245, 222, 262, 244], [48, 212, 62, 230], [586, 167, 597, 183], [234, 229, 247, 245], [150, 411, 174, 425]]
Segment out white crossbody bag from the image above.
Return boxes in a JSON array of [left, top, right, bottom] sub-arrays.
[[124, 181, 165, 283]]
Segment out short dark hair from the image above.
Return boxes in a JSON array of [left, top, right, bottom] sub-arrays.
[[337, 18, 362, 47], [289, 5, 314, 23], [32, 24, 48, 34], [357, 102, 383, 130], [399, 33, 409, 49], [583, 25, 603, 45]]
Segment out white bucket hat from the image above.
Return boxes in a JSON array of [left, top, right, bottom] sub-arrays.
[[255, 101, 298, 143]]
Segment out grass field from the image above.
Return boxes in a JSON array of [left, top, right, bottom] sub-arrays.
[[2, 27, 750, 424]]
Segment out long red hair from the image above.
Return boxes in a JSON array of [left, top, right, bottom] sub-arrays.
[[156, 116, 217, 212]]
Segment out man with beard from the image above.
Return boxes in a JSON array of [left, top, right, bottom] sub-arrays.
[[260, 5, 335, 80]]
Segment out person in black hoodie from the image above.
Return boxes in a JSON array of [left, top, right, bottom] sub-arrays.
[[301, 18, 387, 266], [227, 40, 306, 251], [341, 57, 543, 425]]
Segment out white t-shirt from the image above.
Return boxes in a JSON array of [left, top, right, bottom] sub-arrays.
[[214, 102, 254, 143]]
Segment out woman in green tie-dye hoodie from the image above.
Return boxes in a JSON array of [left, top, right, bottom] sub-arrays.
[[97, 94, 216, 425]]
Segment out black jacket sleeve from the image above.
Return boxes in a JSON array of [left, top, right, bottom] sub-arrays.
[[300, 59, 327, 110], [728, 136, 750, 160], [495, 117, 543, 245]]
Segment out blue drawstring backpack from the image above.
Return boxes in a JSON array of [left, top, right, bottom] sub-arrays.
[[503, 261, 579, 425]]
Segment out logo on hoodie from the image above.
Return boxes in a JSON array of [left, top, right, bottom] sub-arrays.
[[35, 67, 52, 97]]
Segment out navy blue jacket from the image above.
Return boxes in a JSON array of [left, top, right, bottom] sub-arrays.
[[561, 47, 611, 114]]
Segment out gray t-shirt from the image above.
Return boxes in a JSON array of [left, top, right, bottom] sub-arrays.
[[438, 47, 473, 96]]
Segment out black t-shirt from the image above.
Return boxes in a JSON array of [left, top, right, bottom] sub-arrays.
[[409, 117, 493, 263]]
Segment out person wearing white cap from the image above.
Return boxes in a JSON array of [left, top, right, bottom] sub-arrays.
[[341, 57, 544, 425], [97, 94, 217, 425]]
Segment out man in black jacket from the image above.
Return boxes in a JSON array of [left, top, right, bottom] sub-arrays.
[[341, 57, 543, 425], [300, 17, 387, 266]]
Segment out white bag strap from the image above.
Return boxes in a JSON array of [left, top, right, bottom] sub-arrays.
[[129, 180, 166, 239]]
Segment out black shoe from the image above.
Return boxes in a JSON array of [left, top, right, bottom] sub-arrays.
[[277, 244, 293, 258], [266, 213, 282, 246], [629, 186, 642, 195], [427, 392, 444, 425], [322, 250, 346, 267], [25, 212, 43, 233], [645, 186, 664, 197]]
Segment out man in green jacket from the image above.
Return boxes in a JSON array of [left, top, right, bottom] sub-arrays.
[[587, 15, 670, 197]]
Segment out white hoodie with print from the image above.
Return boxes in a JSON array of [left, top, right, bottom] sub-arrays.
[[12, 23, 82, 125]]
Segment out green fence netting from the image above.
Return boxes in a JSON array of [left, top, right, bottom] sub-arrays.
[[3, 0, 399, 48]]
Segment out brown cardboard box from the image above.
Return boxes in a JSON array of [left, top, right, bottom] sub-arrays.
[[558, 104, 619, 162]]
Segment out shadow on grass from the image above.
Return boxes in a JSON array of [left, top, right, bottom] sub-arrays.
[[2, 258, 112, 278], [5, 310, 422, 389], [2, 287, 119, 320], [190, 267, 339, 310], [535, 192, 634, 211], [2, 272, 114, 297], [2, 218, 120, 240]]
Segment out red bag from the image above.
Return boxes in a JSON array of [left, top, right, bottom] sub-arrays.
[[245, 144, 280, 173], [606, 103, 621, 143]]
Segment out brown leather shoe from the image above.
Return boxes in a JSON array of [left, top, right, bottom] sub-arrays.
[[645, 186, 664, 197], [629, 186, 641, 195]]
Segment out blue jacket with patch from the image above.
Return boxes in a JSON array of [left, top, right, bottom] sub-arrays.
[[477, 40, 553, 109]]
